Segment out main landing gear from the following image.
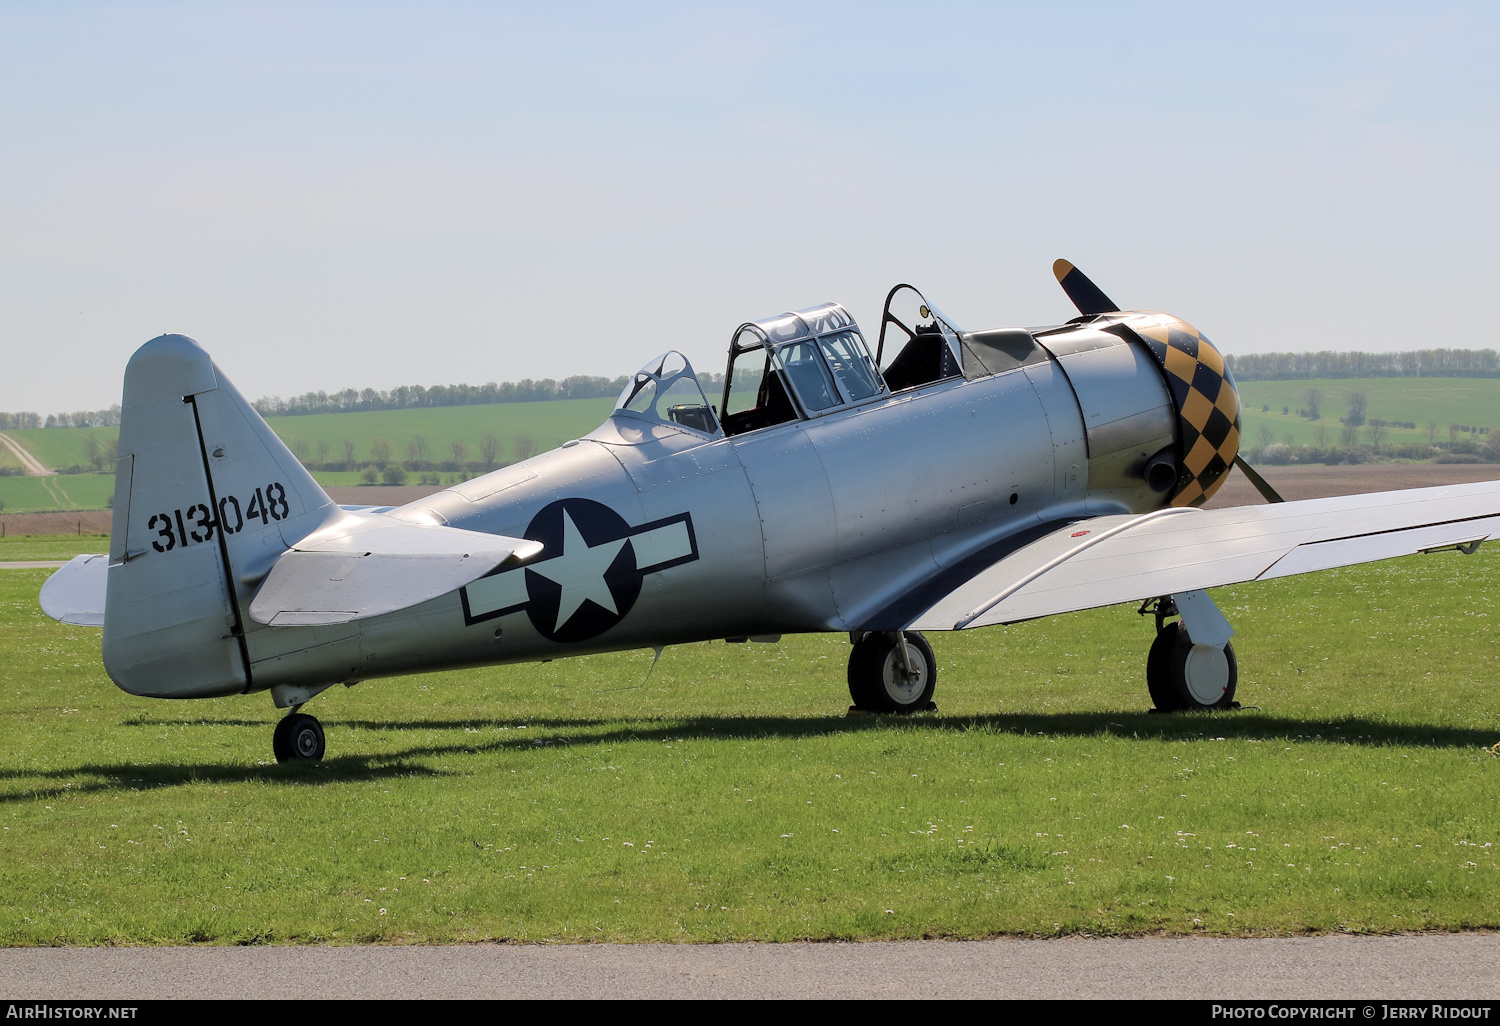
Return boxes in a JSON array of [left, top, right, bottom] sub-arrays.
[[1140, 592, 1239, 712], [272, 709, 326, 762], [848, 630, 937, 714]]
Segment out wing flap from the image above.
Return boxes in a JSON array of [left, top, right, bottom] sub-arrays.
[[247, 514, 543, 626], [909, 480, 1500, 630]]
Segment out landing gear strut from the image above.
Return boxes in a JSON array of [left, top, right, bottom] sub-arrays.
[[1140, 593, 1238, 712], [848, 630, 937, 713], [272, 710, 326, 762]]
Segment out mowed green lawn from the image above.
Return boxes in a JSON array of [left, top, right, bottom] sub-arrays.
[[1237, 377, 1500, 450], [0, 537, 1496, 945], [0, 535, 108, 561]]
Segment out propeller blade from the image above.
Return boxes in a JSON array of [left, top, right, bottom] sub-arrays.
[[1053, 259, 1120, 315], [1233, 454, 1286, 504]]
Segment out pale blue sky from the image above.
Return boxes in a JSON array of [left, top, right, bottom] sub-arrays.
[[2, 2, 1496, 412]]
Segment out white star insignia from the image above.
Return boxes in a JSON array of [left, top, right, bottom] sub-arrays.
[[530, 510, 627, 633]]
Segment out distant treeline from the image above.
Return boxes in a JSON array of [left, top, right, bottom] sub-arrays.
[[251, 372, 727, 419], [13, 349, 1499, 429], [0, 407, 120, 430], [1226, 349, 1500, 380], [5, 369, 735, 429]]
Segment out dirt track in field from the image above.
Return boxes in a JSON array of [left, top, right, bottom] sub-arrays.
[[0, 431, 52, 475]]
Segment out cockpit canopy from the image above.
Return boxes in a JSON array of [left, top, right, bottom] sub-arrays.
[[876, 284, 965, 391], [613, 351, 719, 436], [610, 287, 1037, 444], [720, 302, 886, 437]]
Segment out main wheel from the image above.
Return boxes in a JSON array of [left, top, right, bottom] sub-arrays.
[[272, 712, 326, 762], [1146, 621, 1237, 711], [848, 631, 937, 713]]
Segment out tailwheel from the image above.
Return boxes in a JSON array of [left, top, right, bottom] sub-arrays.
[[848, 630, 937, 714], [273, 711, 326, 762], [1146, 621, 1237, 712]]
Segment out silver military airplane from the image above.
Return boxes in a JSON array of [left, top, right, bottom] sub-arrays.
[[40, 261, 1500, 761]]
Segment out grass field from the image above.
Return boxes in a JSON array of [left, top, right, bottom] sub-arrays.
[[0, 535, 108, 560], [0, 474, 114, 514], [3, 378, 1495, 514], [263, 399, 617, 467], [0, 537, 1495, 945], [4, 427, 118, 472], [1237, 378, 1500, 450], [7, 399, 617, 472], [1, 400, 616, 511]]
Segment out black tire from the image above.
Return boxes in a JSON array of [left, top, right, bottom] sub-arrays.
[[848, 631, 937, 713], [272, 713, 326, 762], [1146, 621, 1237, 712]]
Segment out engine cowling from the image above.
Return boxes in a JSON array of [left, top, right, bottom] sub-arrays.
[[1117, 313, 1242, 507], [1031, 311, 1242, 510]]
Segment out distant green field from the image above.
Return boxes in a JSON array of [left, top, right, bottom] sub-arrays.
[[0, 541, 1495, 944], [267, 399, 616, 467], [0, 400, 614, 511], [4, 377, 1496, 516], [0, 474, 114, 514], [1237, 378, 1500, 450], [6, 400, 616, 475], [5, 427, 118, 471]]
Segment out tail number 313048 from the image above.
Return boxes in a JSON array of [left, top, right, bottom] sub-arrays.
[[148, 482, 290, 553]]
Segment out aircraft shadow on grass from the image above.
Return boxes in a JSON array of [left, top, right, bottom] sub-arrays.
[[2, 710, 1493, 803]]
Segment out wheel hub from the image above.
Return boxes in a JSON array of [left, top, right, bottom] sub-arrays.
[[294, 727, 320, 758], [882, 645, 928, 703], [1183, 643, 1230, 705]]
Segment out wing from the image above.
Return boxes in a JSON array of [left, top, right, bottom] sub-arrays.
[[904, 479, 1500, 631]]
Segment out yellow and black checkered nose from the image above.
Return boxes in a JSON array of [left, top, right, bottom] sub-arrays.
[[1125, 315, 1241, 507]]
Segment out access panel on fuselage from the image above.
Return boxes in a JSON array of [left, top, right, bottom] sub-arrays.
[[732, 422, 838, 623], [803, 370, 1056, 566]]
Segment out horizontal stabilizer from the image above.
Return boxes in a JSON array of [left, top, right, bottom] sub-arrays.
[[40, 554, 108, 626], [907, 480, 1500, 630], [247, 513, 543, 626]]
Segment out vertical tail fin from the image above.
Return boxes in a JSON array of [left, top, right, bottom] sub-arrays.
[[103, 334, 339, 698]]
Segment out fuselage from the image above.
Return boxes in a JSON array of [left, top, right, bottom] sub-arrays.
[[235, 306, 1239, 694]]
